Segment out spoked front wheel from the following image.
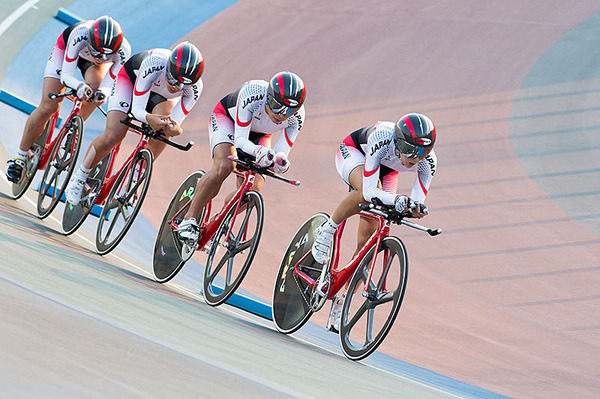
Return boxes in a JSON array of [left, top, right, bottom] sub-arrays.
[[37, 115, 83, 218], [11, 121, 51, 199], [153, 170, 205, 283], [203, 190, 264, 306], [272, 213, 330, 334], [339, 235, 408, 361], [95, 148, 153, 255]]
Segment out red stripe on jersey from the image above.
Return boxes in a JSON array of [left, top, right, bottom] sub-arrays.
[[65, 53, 78, 62], [364, 165, 379, 177], [236, 112, 251, 127], [418, 175, 428, 196], [181, 99, 190, 116], [284, 129, 293, 147], [133, 85, 151, 96], [109, 68, 117, 79], [401, 115, 416, 140]]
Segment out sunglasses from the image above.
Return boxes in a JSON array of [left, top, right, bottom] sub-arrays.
[[396, 138, 431, 159], [87, 44, 111, 61], [267, 94, 295, 117], [166, 71, 189, 90]]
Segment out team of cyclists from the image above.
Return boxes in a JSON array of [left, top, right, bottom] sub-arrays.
[[4, 15, 437, 334]]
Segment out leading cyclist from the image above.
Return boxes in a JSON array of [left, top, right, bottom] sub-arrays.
[[311, 113, 438, 332], [176, 71, 306, 242], [6, 16, 131, 183], [64, 41, 204, 205]]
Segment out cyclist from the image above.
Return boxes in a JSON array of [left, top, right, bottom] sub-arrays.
[[6, 15, 131, 183], [311, 113, 437, 332], [176, 71, 306, 241], [64, 41, 204, 205]]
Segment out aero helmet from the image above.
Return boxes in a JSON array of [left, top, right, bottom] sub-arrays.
[[88, 16, 123, 60], [267, 71, 306, 116], [394, 113, 436, 158], [167, 42, 204, 88]]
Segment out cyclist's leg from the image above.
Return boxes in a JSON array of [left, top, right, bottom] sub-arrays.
[[79, 62, 110, 120], [82, 110, 129, 170], [18, 77, 64, 153]]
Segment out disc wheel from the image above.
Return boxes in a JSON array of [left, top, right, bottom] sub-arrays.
[[272, 213, 329, 334], [153, 170, 205, 283], [95, 148, 153, 255], [339, 236, 408, 361], [37, 115, 83, 218], [203, 190, 264, 306]]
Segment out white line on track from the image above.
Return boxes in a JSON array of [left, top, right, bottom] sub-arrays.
[[0, 0, 42, 37]]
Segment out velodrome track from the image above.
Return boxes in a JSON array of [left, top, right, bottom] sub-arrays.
[[1, 1, 599, 398]]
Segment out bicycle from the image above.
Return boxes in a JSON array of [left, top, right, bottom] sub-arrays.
[[153, 154, 299, 307], [272, 201, 441, 360], [61, 114, 193, 255], [11, 90, 88, 216]]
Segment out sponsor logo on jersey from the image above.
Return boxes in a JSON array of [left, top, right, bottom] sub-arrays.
[[72, 36, 86, 46], [211, 113, 218, 132], [119, 101, 129, 108], [192, 84, 199, 101], [142, 65, 164, 79], [339, 142, 350, 159], [242, 94, 264, 109], [293, 112, 303, 131], [426, 154, 436, 176], [369, 139, 391, 156]]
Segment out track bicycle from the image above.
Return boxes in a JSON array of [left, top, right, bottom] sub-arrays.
[[11, 90, 89, 214], [61, 114, 193, 255], [272, 201, 441, 360], [153, 154, 299, 306]]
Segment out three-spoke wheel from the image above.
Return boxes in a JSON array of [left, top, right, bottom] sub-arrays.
[[203, 191, 264, 306], [95, 148, 153, 255], [339, 236, 408, 361], [37, 116, 83, 218]]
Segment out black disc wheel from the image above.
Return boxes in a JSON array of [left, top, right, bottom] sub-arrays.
[[272, 213, 330, 334], [11, 121, 51, 199], [95, 148, 153, 255], [37, 115, 83, 218], [153, 170, 205, 283], [339, 236, 408, 361], [203, 190, 264, 306]]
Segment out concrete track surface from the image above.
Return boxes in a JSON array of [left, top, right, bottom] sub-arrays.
[[1, 1, 599, 398]]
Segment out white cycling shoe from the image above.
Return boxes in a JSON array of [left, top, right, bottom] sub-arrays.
[[177, 218, 199, 242], [65, 176, 86, 205], [311, 224, 334, 264]]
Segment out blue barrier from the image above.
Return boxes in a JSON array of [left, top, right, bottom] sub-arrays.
[[38, 183, 105, 218], [54, 8, 83, 25], [0, 90, 62, 127]]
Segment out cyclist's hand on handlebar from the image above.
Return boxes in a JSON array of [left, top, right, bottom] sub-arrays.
[[145, 114, 171, 131], [163, 118, 182, 137], [253, 145, 275, 168], [272, 151, 290, 174], [411, 201, 428, 218], [394, 195, 412, 213], [76, 83, 93, 101], [91, 88, 108, 105]]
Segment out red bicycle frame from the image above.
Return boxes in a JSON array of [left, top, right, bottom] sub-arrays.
[[293, 210, 391, 299], [168, 166, 257, 250], [36, 94, 82, 170]]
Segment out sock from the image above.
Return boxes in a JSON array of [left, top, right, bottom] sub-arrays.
[[75, 165, 91, 181], [15, 149, 27, 160]]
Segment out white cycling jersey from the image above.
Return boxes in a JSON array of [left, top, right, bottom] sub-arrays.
[[210, 80, 305, 156], [107, 49, 202, 124], [335, 121, 437, 205], [45, 20, 131, 94]]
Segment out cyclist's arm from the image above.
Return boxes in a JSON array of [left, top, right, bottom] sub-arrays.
[[233, 84, 258, 155], [410, 150, 437, 203], [170, 79, 203, 125], [362, 132, 397, 205], [97, 39, 131, 96], [130, 58, 157, 123], [60, 25, 88, 90], [272, 106, 304, 155]]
